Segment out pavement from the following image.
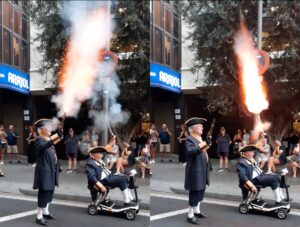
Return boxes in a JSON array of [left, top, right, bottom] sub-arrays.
[[150, 194, 300, 227], [151, 155, 300, 209], [0, 156, 150, 210], [0, 195, 149, 227]]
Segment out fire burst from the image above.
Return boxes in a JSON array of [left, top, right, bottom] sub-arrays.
[[54, 6, 111, 117], [234, 23, 269, 115]]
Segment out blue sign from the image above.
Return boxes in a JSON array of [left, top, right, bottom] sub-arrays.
[[0, 64, 30, 94], [150, 63, 181, 93]]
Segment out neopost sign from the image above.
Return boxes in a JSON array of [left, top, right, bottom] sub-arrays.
[[0, 64, 30, 94], [150, 63, 181, 93]]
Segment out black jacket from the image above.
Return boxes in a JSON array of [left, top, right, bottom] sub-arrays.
[[184, 135, 210, 191], [33, 137, 59, 190], [236, 156, 258, 187], [85, 158, 108, 190]]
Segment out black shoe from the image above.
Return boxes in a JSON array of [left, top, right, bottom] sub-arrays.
[[9, 161, 12, 164], [275, 200, 289, 205], [124, 201, 137, 207], [194, 212, 208, 218], [36, 218, 48, 226], [17, 160, 21, 164], [169, 159, 173, 162], [43, 213, 56, 220], [161, 159, 164, 162], [187, 216, 200, 225]]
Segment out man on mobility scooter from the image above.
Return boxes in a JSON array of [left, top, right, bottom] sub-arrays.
[[236, 145, 291, 219], [85, 142, 139, 220]]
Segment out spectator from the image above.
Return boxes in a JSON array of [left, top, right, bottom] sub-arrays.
[[149, 124, 159, 164], [91, 130, 99, 147], [26, 126, 37, 166], [216, 127, 232, 172], [291, 140, 300, 178], [233, 129, 243, 154], [79, 130, 92, 155], [256, 138, 271, 169], [65, 128, 79, 173], [6, 125, 20, 163], [0, 125, 7, 165], [137, 145, 152, 179], [130, 134, 138, 157], [115, 142, 136, 175], [242, 129, 250, 146], [178, 124, 188, 165], [266, 140, 287, 174], [289, 132, 299, 155], [137, 132, 148, 156], [106, 138, 120, 170], [159, 124, 172, 162]]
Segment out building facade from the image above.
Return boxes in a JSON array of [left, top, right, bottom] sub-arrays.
[[150, 0, 182, 154], [0, 0, 30, 154]]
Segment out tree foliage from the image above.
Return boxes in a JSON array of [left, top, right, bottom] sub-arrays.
[[29, 0, 149, 133], [179, 0, 300, 135]]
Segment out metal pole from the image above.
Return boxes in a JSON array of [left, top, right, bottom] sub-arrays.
[[257, 0, 263, 49], [101, 1, 111, 145]]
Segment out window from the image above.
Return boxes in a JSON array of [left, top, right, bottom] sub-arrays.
[[3, 1, 11, 28], [154, 0, 162, 28], [22, 15, 27, 39], [174, 40, 181, 70], [165, 35, 171, 65], [21, 40, 28, 71], [173, 16, 179, 38], [165, 8, 172, 34], [13, 36, 20, 67], [3, 29, 11, 64], [155, 28, 162, 63], [14, 9, 20, 34]]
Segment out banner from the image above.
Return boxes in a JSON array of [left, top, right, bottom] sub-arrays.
[[150, 63, 181, 93], [0, 64, 30, 94]]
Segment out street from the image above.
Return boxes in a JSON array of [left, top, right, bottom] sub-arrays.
[[0, 194, 149, 227], [150, 192, 300, 227]]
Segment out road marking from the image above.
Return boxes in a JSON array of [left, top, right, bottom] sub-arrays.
[[151, 208, 188, 221], [0, 210, 36, 223], [151, 192, 300, 216], [0, 193, 150, 217]]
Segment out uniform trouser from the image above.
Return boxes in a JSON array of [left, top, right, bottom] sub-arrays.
[[38, 189, 54, 208], [189, 190, 205, 206], [251, 174, 280, 190], [90, 175, 129, 201]]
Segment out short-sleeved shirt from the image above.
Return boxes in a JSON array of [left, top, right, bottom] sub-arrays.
[[65, 135, 79, 154], [7, 132, 17, 146], [159, 131, 170, 144], [216, 134, 231, 154]]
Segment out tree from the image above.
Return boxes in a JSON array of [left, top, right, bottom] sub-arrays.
[[30, 0, 149, 139], [179, 0, 300, 138]]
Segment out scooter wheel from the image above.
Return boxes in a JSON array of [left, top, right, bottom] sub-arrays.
[[239, 204, 249, 214], [277, 209, 287, 220], [125, 210, 136, 220], [88, 204, 98, 215]]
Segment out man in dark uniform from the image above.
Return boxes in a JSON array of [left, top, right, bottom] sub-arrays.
[[33, 119, 63, 226], [184, 117, 211, 225], [85, 145, 136, 206], [236, 145, 288, 204]]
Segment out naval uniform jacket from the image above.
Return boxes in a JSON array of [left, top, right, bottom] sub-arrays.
[[85, 158, 111, 190], [184, 135, 210, 191], [236, 156, 263, 188], [33, 137, 59, 190]]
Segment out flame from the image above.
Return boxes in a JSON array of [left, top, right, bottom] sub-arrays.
[[54, 7, 111, 117], [234, 23, 269, 114]]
